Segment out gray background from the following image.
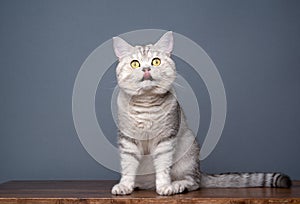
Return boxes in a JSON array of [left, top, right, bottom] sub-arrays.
[[0, 0, 299, 184]]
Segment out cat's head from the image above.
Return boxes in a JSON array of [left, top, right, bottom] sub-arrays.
[[113, 31, 176, 96]]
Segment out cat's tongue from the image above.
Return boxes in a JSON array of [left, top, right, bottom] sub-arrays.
[[143, 70, 152, 80]]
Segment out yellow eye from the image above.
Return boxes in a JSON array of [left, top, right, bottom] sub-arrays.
[[130, 60, 140, 69], [151, 58, 161, 66]]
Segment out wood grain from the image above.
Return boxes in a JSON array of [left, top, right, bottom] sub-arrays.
[[0, 180, 299, 203]]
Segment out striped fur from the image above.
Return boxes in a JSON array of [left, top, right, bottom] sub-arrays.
[[201, 172, 291, 188], [111, 31, 291, 196]]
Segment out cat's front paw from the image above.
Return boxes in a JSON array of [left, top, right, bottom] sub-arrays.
[[156, 184, 176, 196], [111, 183, 134, 195]]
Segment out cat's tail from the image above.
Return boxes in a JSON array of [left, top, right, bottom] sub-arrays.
[[200, 172, 291, 188]]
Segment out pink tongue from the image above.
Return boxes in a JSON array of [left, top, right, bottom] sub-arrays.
[[143, 70, 151, 79]]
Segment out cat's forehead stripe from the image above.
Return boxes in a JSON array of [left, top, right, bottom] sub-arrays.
[[136, 45, 152, 57], [144, 46, 151, 55], [131, 45, 162, 61]]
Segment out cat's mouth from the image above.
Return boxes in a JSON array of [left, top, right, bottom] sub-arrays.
[[141, 76, 153, 81], [140, 74, 155, 91]]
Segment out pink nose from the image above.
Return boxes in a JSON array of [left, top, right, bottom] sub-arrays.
[[142, 67, 152, 80], [143, 70, 151, 79]]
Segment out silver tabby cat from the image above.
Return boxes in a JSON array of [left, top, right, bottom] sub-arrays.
[[111, 31, 291, 196]]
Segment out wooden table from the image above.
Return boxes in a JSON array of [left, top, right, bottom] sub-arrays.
[[0, 180, 299, 203]]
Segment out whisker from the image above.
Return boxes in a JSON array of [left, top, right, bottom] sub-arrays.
[[172, 81, 185, 89], [159, 75, 186, 89]]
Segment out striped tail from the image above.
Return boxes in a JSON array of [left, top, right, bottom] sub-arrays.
[[200, 172, 291, 188]]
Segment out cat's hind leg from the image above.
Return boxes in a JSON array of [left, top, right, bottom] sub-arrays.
[[171, 179, 198, 194], [156, 144, 200, 195], [170, 169, 200, 194], [170, 133, 201, 193]]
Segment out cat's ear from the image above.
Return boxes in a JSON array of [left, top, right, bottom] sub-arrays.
[[154, 31, 174, 54], [112, 36, 133, 59]]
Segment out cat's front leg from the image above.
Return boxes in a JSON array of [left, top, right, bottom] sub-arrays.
[[152, 137, 176, 195], [111, 134, 141, 195]]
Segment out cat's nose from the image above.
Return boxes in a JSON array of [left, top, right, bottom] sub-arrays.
[[142, 67, 151, 72]]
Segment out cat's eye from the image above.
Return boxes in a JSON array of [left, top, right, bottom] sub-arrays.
[[130, 60, 140, 69], [151, 58, 161, 66]]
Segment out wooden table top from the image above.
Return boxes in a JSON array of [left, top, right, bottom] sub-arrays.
[[0, 180, 299, 203]]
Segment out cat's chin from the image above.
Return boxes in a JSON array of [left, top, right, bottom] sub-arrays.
[[120, 82, 171, 96], [140, 80, 155, 91], [140, 85, 171, 95]]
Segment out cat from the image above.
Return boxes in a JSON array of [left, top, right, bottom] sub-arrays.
[[111, 31, 291, 196]]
